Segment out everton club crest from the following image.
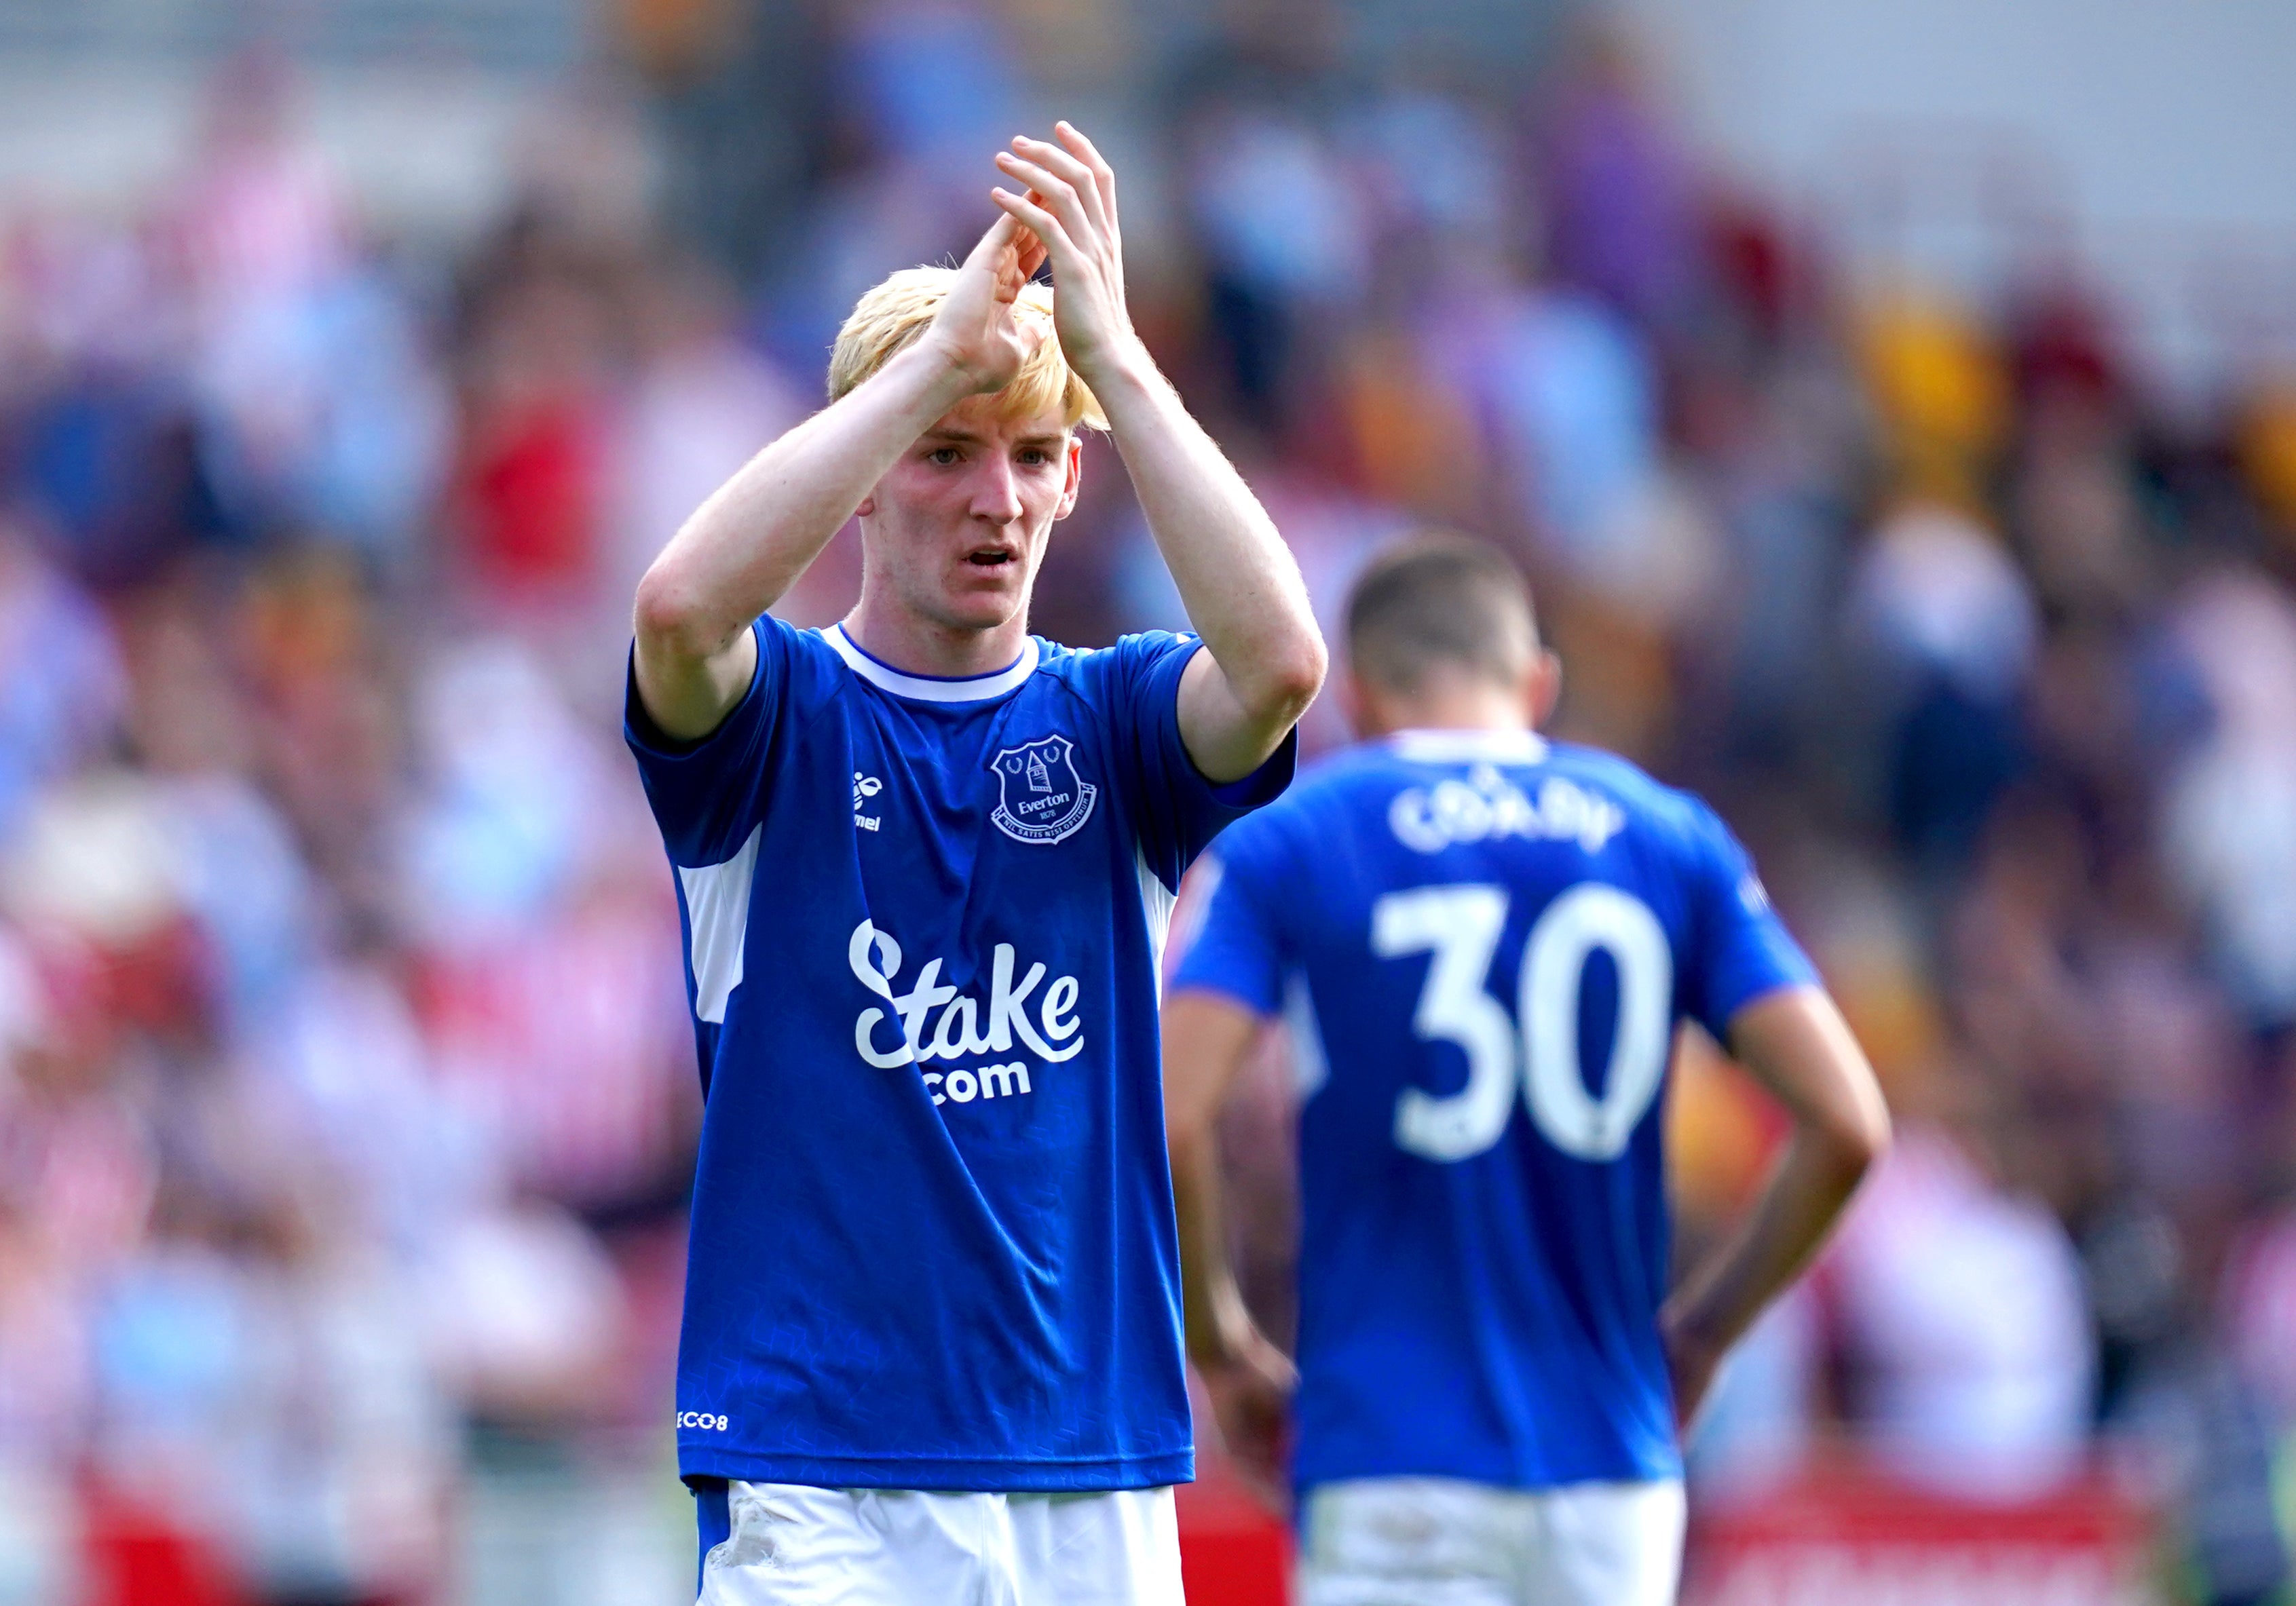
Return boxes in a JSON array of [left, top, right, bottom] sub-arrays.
[[989, 734, 1099, 845]]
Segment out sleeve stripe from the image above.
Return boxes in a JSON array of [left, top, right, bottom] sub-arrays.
[[679, 823, 762, 1023]]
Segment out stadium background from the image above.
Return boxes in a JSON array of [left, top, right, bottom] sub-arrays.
[[1, 0, 2295, 1601]]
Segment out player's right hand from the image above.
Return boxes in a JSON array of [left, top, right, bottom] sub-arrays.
[[1661, 1309, 1725, 1435], [989, 122, 1140, 387], [924, 212, 1051, 398], [1197, 1328, 1297, 1513]]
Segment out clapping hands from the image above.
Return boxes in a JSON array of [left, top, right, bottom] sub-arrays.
[[989, 121, 1141, 388]]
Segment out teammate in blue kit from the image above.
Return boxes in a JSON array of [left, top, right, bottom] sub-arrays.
[[1163, 535, 1891, 1605], [626, 123, 1324, 1603]]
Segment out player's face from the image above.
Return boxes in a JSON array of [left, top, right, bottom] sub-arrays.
[[861, 394, 1083, 635]]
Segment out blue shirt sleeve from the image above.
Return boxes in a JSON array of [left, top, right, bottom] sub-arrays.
[[1104, 631, 1297, 892], [1680, 799, 1819, 1037], [624, 615, 791, 866], [1169, 822, 1289, 1017]]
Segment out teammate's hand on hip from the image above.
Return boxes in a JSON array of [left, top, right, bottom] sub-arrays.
[[1197, 1328, 1297, 1514], [990, 122, 1142, 386], [925, 212, 1051, 398], [1661, 1309, 1725, 1438]]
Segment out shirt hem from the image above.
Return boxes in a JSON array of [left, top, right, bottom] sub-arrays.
[[677, 1447, 1196, 1493], [1294, 1450, 1682, 1497]]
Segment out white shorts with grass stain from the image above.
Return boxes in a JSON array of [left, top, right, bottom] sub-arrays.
[[698, 1480, 1183, 1606], [1298, 1475, 1685, 1606]]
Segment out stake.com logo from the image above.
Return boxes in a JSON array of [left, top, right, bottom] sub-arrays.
[[845, 920, 1085, 1069]]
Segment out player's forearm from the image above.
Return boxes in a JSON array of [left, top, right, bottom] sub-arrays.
[[1091, 351, 1325, 740], [1170, 1122, 1256, 1366], [635, 341, 975, 657], [1662, 1120, 1877, 1367], [1164, 989, 1267, 1362], [1667, 986, 1889, 1366]]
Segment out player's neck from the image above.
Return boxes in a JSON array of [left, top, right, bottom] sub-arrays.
[[841, 596, 1032, 681], [1363, 683, 1535, 740]]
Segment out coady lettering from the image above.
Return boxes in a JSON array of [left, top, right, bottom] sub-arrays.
[[1389, 765, 1625, 856]]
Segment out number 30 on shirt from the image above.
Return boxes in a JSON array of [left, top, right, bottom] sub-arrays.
[[1370, 883, 1672, 1164]]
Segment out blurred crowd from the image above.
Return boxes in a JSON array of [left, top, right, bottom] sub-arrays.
[[4, 3, 2296, 1603]]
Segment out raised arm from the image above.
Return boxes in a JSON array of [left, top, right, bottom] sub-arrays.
[[1661, 987, 1892, 1428], [631, 216, 1049, 741], [992, 124, 1326, 782], [1163, 987, 1296, 1505]]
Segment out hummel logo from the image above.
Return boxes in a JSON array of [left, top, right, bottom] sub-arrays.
[[854, 771, 883, 833]]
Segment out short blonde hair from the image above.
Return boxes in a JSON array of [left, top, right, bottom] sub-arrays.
[[827, 267, 1107, 430]]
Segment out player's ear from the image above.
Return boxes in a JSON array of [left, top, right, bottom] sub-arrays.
[[1054, 434, 1083, 520], [1338, 668, 1378, 739], [857, 466, 891, 520], [1526, 649, 1563, 729]]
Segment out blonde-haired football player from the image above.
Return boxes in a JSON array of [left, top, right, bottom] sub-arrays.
[[628, 123, 1325, 1604]]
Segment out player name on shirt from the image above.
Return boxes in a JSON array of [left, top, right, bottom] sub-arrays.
[[1388, 761, 1626, 856]]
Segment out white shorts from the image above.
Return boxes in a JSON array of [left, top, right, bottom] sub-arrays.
[[696, 1480, 1184, 1605], [1298, 1476, 1685, 1606]]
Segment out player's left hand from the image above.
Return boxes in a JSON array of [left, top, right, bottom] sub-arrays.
[[1197, 1328, 1296, 1514], [1661, 1312, 1725, 1436], [989, 122, 1142, 387]]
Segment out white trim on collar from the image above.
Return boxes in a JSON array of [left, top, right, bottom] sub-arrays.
[[823, 624, 1041, 703], [1389, 728, 1549, 765]]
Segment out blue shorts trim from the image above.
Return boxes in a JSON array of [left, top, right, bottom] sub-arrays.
[[693, 1477, 730, 1601], [677, 1446, 1194, 1492]]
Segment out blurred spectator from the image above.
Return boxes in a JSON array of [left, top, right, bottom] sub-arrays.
[[2161, 567, 2296, 1027], [1824, 1081, 2096, 1501], [452, 261, 617, 617], [0, 518, 126, 837], [607, 256, 807, 638], [1848, 500, 2037, 869], [170, 52, 450, 569], [1536, 18, 1701, 336], [1185, 106, 1368, 433]]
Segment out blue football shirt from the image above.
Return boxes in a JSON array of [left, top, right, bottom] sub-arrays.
[[1169, 727, 1815, 1493], [626, 615, 1292, 1492]]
